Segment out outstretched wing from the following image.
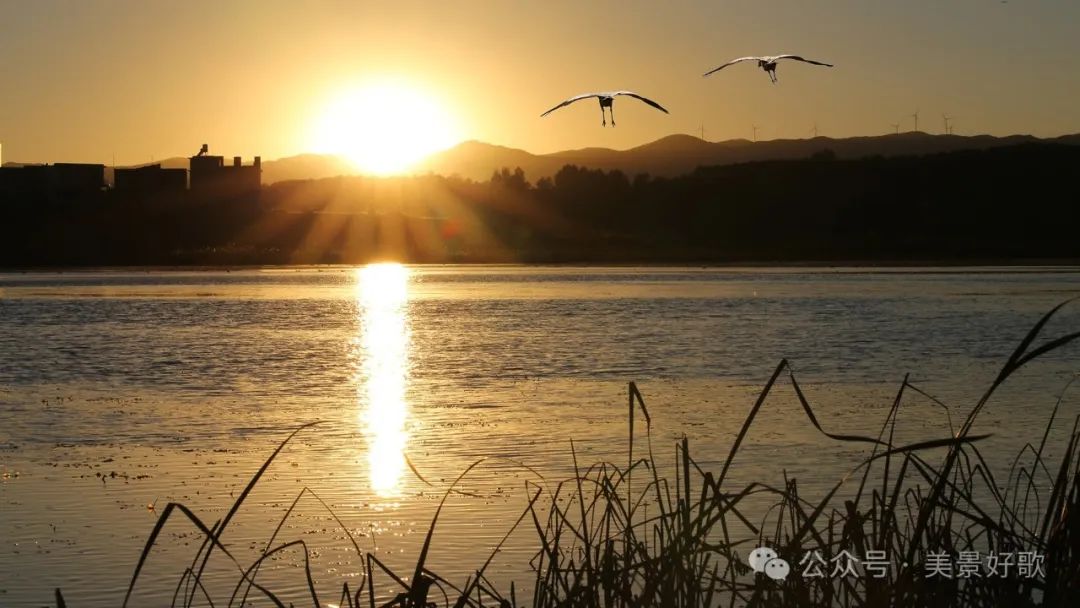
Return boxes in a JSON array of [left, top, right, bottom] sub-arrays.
[[541, 93, 601, 117], [612, 91, 669, 114], [702, 56, 762, 77], [773, 54, 833, 67]]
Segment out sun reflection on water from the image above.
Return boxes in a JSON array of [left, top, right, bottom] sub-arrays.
[[355, 263, 411, 497]]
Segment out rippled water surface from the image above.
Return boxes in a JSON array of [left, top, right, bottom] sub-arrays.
[[2, 266, 1080, 606]]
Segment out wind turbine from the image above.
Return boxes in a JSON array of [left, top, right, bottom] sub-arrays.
[[810, 122, 819, 138], [942, 114, 954, 135], [890, 122, 900, 135], [911, 110, 920, 133], [751, 124, 759, 142]]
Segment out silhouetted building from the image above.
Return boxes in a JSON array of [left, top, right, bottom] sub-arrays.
[[52, 163, 106, 197], [189, 144, 260, 200], [0, 163, 104, 203], [0, 165, 38, 200], [114, 164, 187, 198]]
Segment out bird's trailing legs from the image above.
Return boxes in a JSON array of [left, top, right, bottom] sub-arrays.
[[598, 97, 616, 127]]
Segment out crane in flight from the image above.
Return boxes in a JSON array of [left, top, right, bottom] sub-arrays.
[[703, 55, 834, 84], [541, 91, 669, 127]]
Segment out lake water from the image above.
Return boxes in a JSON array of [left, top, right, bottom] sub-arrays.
[[2, 266, 1080, 606]]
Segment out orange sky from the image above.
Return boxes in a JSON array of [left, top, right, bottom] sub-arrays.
[[2, 0, 1079, 167]]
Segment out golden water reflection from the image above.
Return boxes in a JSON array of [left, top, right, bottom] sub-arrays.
[[355, 263, 411, 497]]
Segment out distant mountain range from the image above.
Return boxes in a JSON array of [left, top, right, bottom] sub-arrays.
[[10, 131, 1079, 186], [416, 132, 1080, 182]]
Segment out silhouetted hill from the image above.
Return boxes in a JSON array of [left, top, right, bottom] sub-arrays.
[[14, 131, 1080, 187], [416, 141, 542, 181], [259, 154, 356, 184], [543, 134, 733, 178], [1051, 133, 1080, 146], [4, 142, 1079, 266], [417, 132, 1080, 181]]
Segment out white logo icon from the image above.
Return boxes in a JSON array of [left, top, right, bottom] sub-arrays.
[[764, 557, 791, 580], [748, 547, 778, 573], [748, 546, 790, 581]]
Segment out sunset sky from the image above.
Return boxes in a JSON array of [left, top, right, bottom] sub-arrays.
[[2, 0, 1079, 168]]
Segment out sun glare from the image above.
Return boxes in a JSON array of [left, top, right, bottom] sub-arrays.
[[355, 263, 411, 497], [309, 80, 461, 175]]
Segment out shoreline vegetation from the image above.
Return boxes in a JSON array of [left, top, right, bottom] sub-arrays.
[[57, 301, 1080, 608], [5, 143, 1080, 267]]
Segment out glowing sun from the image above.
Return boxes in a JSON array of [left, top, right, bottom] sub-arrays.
[[309, 80, 462, 175]]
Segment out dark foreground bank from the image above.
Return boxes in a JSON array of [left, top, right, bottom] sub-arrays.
[[4, 144, 1079, 267]]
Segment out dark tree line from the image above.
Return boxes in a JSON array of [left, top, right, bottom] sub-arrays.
[[1, 143, 1078, 266]]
